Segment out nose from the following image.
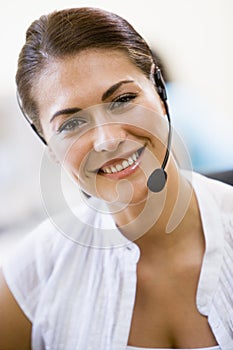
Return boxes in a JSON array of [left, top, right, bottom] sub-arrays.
[[93, 123, 127, 152]]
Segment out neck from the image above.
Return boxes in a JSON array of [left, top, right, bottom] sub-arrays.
[[108, 170, 200, 252]]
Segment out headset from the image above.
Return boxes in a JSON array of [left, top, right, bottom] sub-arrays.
[[16, 92, 48, 145], [146, 66, 172, 192], [16, 66, 172, 193]]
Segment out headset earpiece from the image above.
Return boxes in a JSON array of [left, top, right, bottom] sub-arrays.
[[154, 67, 167, 102]]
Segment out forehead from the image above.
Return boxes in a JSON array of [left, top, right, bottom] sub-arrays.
[[36, 49, 143, 94], [33, 49, 148, 119]]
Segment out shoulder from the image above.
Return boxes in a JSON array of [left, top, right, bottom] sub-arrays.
[[2, 197, 102, 269], [192, 171, 233, 213], [1, 199, 104, 319], [0, 201, 97, 349], [192, 172, 233, 245]]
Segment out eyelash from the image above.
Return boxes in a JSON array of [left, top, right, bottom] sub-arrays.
[[109, 93, 138, 111], [57, 117, 87, 133], [57, 93, 138, 133]]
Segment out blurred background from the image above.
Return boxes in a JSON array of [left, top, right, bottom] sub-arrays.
[[0, 0, 232, 263]]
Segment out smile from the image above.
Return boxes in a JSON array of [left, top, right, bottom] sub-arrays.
[[99, 146, 144, 176], [101, 151, 139, 174]]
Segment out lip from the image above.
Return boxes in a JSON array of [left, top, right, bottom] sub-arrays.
[[98, 146, 145, 180]]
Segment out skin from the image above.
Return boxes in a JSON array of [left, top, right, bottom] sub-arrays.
[[36, 50, 167, 204], [0, 268, 32, 349], [0, 49, 218, 348]]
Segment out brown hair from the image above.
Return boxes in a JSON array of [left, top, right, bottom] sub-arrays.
[[16, 7, 157, 135]]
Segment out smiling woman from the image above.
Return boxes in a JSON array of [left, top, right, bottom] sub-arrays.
[[33, 49, 169, 204], [0, 6, 233, 350]]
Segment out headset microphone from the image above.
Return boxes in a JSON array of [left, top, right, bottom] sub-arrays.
[[146, 67, 172, 193]]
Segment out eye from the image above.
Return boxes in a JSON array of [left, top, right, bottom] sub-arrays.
[[57, 117, 87, 133], [109, 93, 137, 111]]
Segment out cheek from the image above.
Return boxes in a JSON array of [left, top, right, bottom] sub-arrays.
[[122, 106, 167, 147], [60, 139, 90, 179]]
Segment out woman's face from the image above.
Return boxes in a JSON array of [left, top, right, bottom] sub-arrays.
[[35, 49, 168, 204]]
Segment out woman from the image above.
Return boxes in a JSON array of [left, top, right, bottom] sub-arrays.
[[0, 7, 232, 350]]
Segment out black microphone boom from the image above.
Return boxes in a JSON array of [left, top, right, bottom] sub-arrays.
[[147, 67, 172, 193]]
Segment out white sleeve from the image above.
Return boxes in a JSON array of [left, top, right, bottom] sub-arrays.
[[2, 220, 56, 322]]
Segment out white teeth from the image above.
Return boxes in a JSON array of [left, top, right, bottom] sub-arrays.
[[116, 164, 123, 171], [101, 150, 140, 174], [122, 160, 129, 169], [111, 166, 117, 173], [128, 157, 134, 165]]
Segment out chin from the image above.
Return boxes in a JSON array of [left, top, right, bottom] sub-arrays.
[[96, 177, 149, 207]]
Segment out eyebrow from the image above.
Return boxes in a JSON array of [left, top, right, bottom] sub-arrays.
[[50, 107, 81, 123], [101, 80, 134, 101], [50, 80, 134, 123]]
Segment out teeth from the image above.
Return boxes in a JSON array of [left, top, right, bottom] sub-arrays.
[[128, 157, 134, 165], [116, 164, 123, 171], [111, 166, 117, 173], [101, 150, 140, 174], [122, 160, 129, 169]]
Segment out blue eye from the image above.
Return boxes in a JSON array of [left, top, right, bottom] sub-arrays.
[[110, 93, 137, 111], [58, 117, 87, 133]]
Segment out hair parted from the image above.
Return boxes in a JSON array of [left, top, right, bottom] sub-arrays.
[[16, 7, 157, 135]]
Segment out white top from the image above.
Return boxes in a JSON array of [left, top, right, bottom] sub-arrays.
[[127, 346, 220, 350], [2, 173, 233, 350]]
